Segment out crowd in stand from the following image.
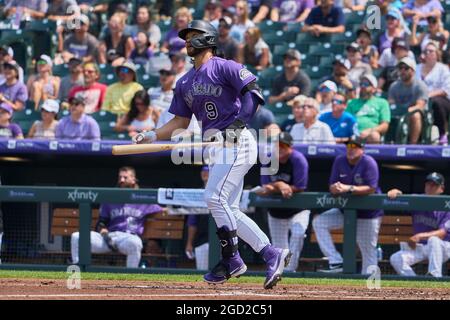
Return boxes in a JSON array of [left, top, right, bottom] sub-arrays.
[[0, 0, 449, 144]]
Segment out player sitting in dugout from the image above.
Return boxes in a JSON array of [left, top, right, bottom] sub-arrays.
[[70, 166, 164, 268]]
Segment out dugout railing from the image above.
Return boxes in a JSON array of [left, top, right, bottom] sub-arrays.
[[0, 185, 450, 280]]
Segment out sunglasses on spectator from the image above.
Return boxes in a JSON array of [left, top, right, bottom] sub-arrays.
[[346, 143, 360, 149], [301, 104, 315, 109], [424, 49, 437, 54], [332, 98, 345, 105], [360, 81, 372, 88], [84, 69, 96, 74], [119, 67, 130, 74], [398, 65, 410, 71], [319, 86, 332, 93]]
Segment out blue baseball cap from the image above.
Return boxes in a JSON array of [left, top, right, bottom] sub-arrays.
[[201, 165, 209, 172], [0, 102, 13, 114], [386, 10, 401, 20]]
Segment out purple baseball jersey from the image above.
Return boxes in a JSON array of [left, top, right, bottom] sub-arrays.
[[100, 203, 163, 236], [329, 154, 383, 219], [261, 149, 308, 190], [411, 210, 450, 243], [168, 57, 257, 133]]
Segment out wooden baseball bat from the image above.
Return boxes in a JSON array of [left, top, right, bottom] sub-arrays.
[[112, 142, 219, 155]]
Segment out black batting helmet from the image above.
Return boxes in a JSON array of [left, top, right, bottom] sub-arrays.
[[178, 20, 218, 49]]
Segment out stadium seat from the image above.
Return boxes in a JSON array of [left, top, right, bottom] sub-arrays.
[[257, 20, 285, 33], [102, 132, 129, 140], [99, 73, 118, 86], [158, 19, 172, 34], [23, 19, 56, 32], [309, 43, 345, 56], [52, 64, 69, 77], [16, 120, 34, 136], [257, 66, 283, 89], [13, 108, 41, 122], [304, 65, 333, 79], [99, 63, 115, 75], [344, 11, 365, 26], [296, 32, 331, 45], [263, 30, 295, 48], [91, 110, 117, 123], [138, 73, 160, 90], [330, 31, 356, 45], [266, 102, 291, 115], [98, 121, 116, 136]]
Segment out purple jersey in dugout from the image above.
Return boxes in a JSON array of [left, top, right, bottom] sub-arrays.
[[100, 203, 163, 236], [168, 57, 257, 133], [329, 154, 383, 219], [411, 210, 450, 243]]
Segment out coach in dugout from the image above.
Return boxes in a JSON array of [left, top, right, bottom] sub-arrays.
[[312, 136, 383, 274], [388, 172, 450, 278], [257, 132, 310, 272], [71, 166, 163, 268]]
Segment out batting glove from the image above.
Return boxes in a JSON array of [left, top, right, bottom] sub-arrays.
[[132, 130, 157, 144]]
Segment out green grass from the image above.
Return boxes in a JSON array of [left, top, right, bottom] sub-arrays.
[[0, 270, 449, 289]]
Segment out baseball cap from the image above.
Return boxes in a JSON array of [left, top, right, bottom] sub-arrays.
[[333, 58, 351, 70], [68, 96, 85, 106], [219, 16, 233, 28], [201, 165, 209, 172], [283, 49, 302, 61], [68, 57, 83, 67], [159, 67, 176, 76], [397, 56, 416, 71], [425, 172, 445, 186], [356, 28, 371, 39], [0, 45, 13, 57], [79, 14, 90, 25], [386, 9, 401, 20], [116, 61, 137, 77], [394, 38, 410, 50], [345, 136, 365, 148], [319, 80, 338, 93], [361, 74, 378, 88], [0, 102, 13, 114], [37, 54, 53, 67], [278, 132, 293, 147], [346, 42, 361, 52], [41, 99, 60, 113]]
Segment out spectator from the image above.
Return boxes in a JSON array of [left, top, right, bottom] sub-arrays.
[[0, 61, 28, 111], [271, 0, 314, 23], [102, 61, 143, 115], [184, 166, 211, 271], [402, 0, 443, 27], [203, 0, 223, 29], [268, 49, 311, 105], [56, 96, 101, 140], [290, 97, 335, 144], [27, 55, 60, 110], [347, 74, 390, 143], [346, 42, 372, 88], [356, 28, 379, 70], [148, 67, 176, 113], [61, 14, 99, 63], [257, 132, 310, 272], [27, 99, 59, 139], [160, 7, 192, 54], [319, 93, 358, 143], [282, 94, 306, 132], [410, 16, 449, 52], [99, 13, 135, 65], [128, 5, 161, 52], [388, 172, 450, 278], [247, 0, 272, 23], [316, 80, 337, 114], [217, 17, 240, 62], [170, 52, 189, 84], [0, 103, 23, 139], [69, 62, 107, 114], [378, 38, 416, 92], [46, 0, 79, 22], [363, 0, 410, 39], [115, 90, 159, 137], [376, 10, 407, 54], [248, 106, 279, 139], [241, 27, 271, 71], [302, 0, 345, 37], [0, 46, 24, 84], [58, 58, 84, 102], [130, 31, 154, 67], [313, 136, 383, 274], [230, 0, 255, 43], [71, 166, 164, 268], [320, 58, 356, 101], [416, 42, 450, 145], [388, 57, 429, 144], [4, 0, 48, 20]]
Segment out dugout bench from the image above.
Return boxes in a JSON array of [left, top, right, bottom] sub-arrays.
[[49, 208, 185, 267]]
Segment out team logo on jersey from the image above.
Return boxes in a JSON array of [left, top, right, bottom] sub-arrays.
[[239, 68, 252, 80], [354, 173, 363, 185]]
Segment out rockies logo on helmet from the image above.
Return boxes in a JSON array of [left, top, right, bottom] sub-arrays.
[[178, 20, 219, 49]]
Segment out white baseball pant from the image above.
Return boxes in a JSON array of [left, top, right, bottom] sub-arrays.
[[390, 236, 450, 277], [204, 128, 270, 252], [71, 231, 143, 268], [312, 208, 382, 274], [194, 243, 209, 270], [268, 210, 311, 271]]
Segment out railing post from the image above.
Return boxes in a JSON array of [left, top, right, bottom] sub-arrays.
[[78, 202, 92, 270], [208, 215, 220, 270], [343, 209, 357, 274]]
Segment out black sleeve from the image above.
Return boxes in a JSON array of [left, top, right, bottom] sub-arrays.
[[298, 71, 312, 97], [96, 216, 110, 232]]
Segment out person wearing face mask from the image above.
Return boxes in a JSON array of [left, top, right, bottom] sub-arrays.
[[70, 167, 164, 268], [313, 136, 383, 274]]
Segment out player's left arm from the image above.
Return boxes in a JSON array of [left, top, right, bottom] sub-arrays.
[[411, 228, 447, 243]]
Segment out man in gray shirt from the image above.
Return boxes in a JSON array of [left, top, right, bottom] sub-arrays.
[[62, 15, 99, 63], [388, 57, 429, 144]]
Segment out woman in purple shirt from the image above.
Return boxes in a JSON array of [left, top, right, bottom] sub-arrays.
[[388, 172, 450, 277]]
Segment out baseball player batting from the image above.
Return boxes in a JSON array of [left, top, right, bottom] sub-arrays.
[[133, 20, 291, 289]]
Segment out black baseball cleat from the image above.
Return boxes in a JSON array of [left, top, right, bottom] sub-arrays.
[[318, 263, 343, 273]]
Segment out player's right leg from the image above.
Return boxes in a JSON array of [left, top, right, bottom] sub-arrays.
[[356, 217, 382, 275], [113, 232, 143, 268], [70, 231, 111, 264], [194, 242, 209, 270], [312, 208, 344, 272], [426, 236, 450, 277], [267, 213, 290, 249], [286, 210, 311, 272], [389, 248, 426, 276]]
